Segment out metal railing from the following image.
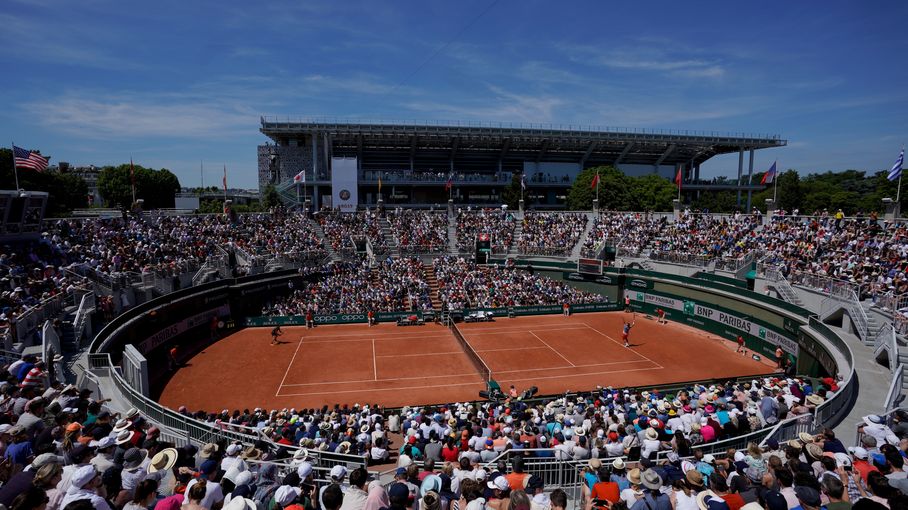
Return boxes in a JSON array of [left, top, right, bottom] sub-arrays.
[[260, 116, 785, 141], [876, 291, 908, 315], [86, 352, 367, 471], [648, 251, 712, 268], [765, 267, 801, 305], [787, 271, 865, 300], [820, 287, 872, 344], [809, 316, 858, 428], [885, 365, 905, 412], [872, 323, 900, 374], [72, 292, 95, 348], [517, 246, 574, 257]]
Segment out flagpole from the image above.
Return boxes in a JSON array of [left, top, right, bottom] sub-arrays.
[[596, 171, 599, 204], [11, 142, 20, 190], [899, 148, 905, 204], [898, 174, 902, 204], [130, 157, 136, 204], [773, 161, 778, 204]]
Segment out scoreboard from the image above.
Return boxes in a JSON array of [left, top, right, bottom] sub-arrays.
[[578, 258, 604, 275]]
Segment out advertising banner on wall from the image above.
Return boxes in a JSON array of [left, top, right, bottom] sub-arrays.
[[331, 157, 358, 212], [631, 291, 798, 356]]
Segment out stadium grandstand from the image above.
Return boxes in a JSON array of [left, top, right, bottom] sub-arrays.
[[258, 119, 786, 211], [1, 183, 906, 510]]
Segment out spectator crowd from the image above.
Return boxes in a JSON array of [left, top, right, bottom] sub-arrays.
[[389, 211, 448, 253], [517, 214, 588, 256], [433, 257, 603, 310]]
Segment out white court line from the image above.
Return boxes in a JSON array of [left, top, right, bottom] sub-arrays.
[[275, 330, 451, 340], [461, 325, 590, 335], [493, 358, 655, 374], [474, 346, 552, 354], [581, 323, 663, 368], [376, 351, 464, 358], [276, 335, 306, 397], [372, 338, 377, 381], [278, 365, 662, 398], [280, 372, 479, 387], [295, 334, 454, 345], [529, 331, 576, 367]]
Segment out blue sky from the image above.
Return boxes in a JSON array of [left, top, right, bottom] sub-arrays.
[[2, 0, 907, 189]]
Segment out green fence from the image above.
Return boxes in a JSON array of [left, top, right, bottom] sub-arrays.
[[244, 310, 424, 327], [463, 302, 620, 317], [691, 271, 748, 288]]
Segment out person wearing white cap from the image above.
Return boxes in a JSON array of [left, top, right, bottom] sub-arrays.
[[220, 443, 247, 473], [89, 436, 117, 474], [319, 465, 349, 510], [60, 465, 112, 510], [860, 415, 896, 447]]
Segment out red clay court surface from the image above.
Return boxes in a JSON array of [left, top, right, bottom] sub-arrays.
[[158, 312, 777, 411]]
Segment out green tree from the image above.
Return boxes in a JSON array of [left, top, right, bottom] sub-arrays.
[[775, 169, 804, 212], [568, 166, 632, 210], [261, 184, 281, 209], [98, 163, 181, 209], [628, 174, 676, 211], [501, 173, 523, 210]]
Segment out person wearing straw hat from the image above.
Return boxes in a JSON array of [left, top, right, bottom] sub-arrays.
[[620, 468, 644, 508], [631, 469, 670, 510], [148, 447, 179, 495]]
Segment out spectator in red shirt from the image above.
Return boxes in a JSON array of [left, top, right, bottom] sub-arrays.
[[440, 438, 459, 463]]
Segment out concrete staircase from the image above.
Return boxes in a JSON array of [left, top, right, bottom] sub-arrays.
[[507, 221, 524, 257], [447, 220, 459, 255], [379, 217, 401, 259], [422, 263, 443, 311], [312, 219, 343, 262], [571, 212, 597, 259]]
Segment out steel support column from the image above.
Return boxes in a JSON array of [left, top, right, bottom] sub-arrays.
[[736, 147, 744, 208], [746, 148, 754, 211]]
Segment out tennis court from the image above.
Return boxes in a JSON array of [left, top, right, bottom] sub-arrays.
[[158, 312, 776, 411]]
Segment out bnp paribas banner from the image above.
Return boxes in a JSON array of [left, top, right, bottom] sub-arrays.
[[331, 157, 358, 212], [632, 291, 799, 356]]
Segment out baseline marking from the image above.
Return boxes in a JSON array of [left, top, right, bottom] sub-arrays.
[[276, 335, 306, 397], [492, 358, 654, 374], [529, 331, 576, 367], [372, 338, 377, 381]]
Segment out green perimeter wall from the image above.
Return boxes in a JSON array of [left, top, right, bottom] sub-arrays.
[[242, 262, 830, 378]]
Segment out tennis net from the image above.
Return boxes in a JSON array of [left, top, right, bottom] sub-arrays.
[[449, 322, 492, 382]]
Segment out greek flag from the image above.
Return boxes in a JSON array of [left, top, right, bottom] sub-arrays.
[[889, 149, 904, 181]]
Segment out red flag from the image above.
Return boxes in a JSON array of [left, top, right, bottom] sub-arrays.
[[223, 165, 227, 192], [675, 167, 682, 189], [590, 171, 600, 190]]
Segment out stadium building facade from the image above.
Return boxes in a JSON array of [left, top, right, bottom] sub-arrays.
[[258, 118, 785, 210]]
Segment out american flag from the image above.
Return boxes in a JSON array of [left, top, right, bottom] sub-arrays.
[[13, 145, 49, 171]]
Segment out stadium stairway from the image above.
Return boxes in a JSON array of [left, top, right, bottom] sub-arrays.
[[446, 221, 458, 255], [311, 219, 343, 262], [422, 263, 443, 311], [507, 221, 524, 257], [571, 212, 597, 260], [378, 217, 401, 258]]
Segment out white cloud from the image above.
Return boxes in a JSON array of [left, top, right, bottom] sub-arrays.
[[25, 94, 257, 139], [403, 84, 564, 123]]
